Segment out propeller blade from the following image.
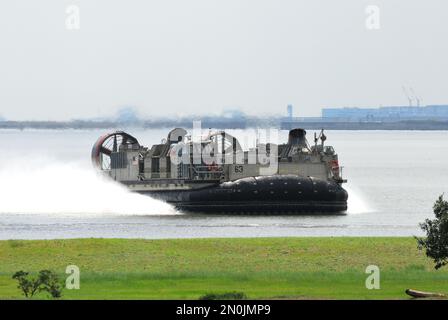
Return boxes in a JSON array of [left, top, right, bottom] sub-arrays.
[[113, 135, 118, 152], [100, 146, 112, 156]]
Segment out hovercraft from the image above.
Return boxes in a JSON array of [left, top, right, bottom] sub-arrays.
[[91, 128, 348, 214]]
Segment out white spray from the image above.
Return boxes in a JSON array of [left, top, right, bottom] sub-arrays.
[[345, 184, 374, 214], [0, 157, 177, 216]]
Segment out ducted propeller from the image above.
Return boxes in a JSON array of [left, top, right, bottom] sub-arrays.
[[91, 131, 139, 170]]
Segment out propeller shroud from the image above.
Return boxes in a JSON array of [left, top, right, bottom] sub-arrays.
[[91, 131, 139, 170]]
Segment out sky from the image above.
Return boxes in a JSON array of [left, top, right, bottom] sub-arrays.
[[0, 0, 447, 120]]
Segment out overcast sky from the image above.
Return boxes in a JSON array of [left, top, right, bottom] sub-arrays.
[[0, 0, 447, 120]]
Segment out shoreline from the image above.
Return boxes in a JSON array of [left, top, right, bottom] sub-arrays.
[[3, 120, 448, 131]]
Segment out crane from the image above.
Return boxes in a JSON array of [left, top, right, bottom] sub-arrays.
[[409, 87, 422, 107]]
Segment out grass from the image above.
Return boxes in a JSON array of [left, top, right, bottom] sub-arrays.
[[0, 237, 446, 299]]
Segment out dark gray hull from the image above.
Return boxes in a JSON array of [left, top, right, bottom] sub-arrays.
[[137, 175, 348, 214]]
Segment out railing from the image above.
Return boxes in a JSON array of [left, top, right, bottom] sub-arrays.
[[191, 165, 224, 180], [176, 164, 223, 180]]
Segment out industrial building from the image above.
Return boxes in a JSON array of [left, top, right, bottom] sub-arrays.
[[321, 105, 448, 121]]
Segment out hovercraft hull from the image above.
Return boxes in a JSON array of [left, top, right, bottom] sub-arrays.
[[138, 175, 348, 214]]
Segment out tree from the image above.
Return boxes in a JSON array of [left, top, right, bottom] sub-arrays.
[[12, 270, 63, 298], [38, 270, 63, 298], [416, 195, 448, 269], [12, 271, 41, 298]]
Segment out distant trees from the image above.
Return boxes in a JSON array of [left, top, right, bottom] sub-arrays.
[[417, 195, 448, 269], [12, 270, 63, 298]]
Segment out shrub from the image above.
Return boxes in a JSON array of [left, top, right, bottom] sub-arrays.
[[12, 271, 41, 298], [12, 270, 63, 298], [38, 270, 63, 298]]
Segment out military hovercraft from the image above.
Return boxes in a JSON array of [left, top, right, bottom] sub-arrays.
[[91, 128, 348, 214]]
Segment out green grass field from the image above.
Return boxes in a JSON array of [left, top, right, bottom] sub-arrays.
[[0, 237, 446, 299]]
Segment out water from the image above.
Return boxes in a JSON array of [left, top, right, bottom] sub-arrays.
[[0, 128, 446, 239]]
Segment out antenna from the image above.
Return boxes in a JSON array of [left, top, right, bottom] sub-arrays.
[[320, 129, 326, 147], [402, 86, 413, 107]]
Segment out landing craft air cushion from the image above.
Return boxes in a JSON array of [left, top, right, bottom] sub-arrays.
[[91, 128, 348, 214]]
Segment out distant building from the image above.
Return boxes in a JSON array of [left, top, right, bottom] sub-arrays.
[[116, 107, 140, 124], [322, 105, 448, 121], [287, 104, 293, 119]]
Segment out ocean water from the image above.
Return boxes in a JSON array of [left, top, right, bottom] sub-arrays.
[[0, 128, 446, 239]]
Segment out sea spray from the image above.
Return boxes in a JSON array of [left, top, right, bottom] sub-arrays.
[[345, 184, 374, 214], [0, 157, 177, 215]]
